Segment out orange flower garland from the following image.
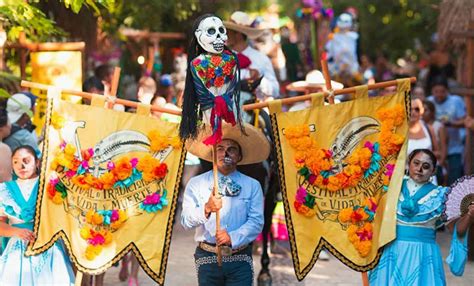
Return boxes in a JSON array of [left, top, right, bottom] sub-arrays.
[[285, 104, 406, 257], [46, 125, 179, 260], [338, 197, 377, 257], [81, 209, 128, 260]]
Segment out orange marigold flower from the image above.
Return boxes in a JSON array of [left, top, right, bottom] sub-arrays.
[[102, 230, 113, 244], [80, 227, 91, 239], [356, 240, 372, 257], [64, 143, 76, 156], [338, 208, 353, 223], [92, 212, 104, 225], [100, 172, 116, 189], [51, 112, 65, 129], [52, 192, 64, 204], [85, 210, 94, 224], [136, 154, 157, 173], [113, 157, 133, 181], [85, 245, 102, 260]]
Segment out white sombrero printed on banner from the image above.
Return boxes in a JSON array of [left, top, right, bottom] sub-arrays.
[[286, 70, 344, 92], [224, 11, 266, 40], [445, 175, 474, 220], [186, 123, 270, 165]]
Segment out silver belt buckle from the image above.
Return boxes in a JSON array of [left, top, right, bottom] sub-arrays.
[[220, 246, 232, 256]]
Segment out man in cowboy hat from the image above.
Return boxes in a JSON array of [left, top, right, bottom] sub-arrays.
[[181, 123, 269, 285], [224, 11, 280, 106]]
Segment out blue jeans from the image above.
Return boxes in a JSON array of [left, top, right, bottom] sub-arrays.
[[447, 154, 463, 185], [194, 245, 253, 286]]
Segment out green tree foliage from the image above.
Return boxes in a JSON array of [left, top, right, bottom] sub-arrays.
[[0, 0, 65, 42], [277, 0, 439, 61]]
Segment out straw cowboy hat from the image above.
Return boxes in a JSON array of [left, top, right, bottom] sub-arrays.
[[186, 123, 270, 165], [286, 70, 344, 92], [224, 11, 266, 40]]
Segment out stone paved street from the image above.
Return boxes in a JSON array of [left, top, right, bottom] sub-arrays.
[[102, 218, 474, 286]]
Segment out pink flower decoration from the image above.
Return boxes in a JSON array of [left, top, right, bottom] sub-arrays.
[[308, 174, 317, 185], [130, 158, 138, 168], [60, 141, 67, 150], [66, 170, 76, 178], [88, 233, 105, 246], [107, 161, 115, 170], [357, 229, 373, 241], [367, 198, 377, 212], [385, 164, 395, 178], [364, 141, 374, 153], [81, 160, 89, 169], [143, 193, 160, 205], [193, 58, 201, 66], [295, 186, 307, 204], [110, 210, 119, 222], [87, 148, 94, 157], [49, 177, 59, 186]]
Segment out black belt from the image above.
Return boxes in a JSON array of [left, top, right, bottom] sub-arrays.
[[198, 242, 249, 256]]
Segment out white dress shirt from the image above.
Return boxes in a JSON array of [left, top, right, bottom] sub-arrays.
[[181, 170, 264, 249]]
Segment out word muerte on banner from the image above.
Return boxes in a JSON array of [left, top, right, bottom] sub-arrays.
[[269, 79, 411, 280], [26, 88, 185, 285]]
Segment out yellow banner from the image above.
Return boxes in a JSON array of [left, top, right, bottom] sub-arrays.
[[269, 79, 410, 280], [27, 88, 184, 285], [31, 51, 83, 136]]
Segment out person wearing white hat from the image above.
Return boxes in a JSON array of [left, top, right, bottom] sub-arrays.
[[4, 93, 38, 153], [181, 123, 269, 286], [224, 11, 280, 108], [287, 69, 344, 112]]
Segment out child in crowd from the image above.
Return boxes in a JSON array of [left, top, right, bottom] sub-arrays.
[[0, 145, 75, 285]]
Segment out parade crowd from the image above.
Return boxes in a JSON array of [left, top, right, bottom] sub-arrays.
[[0, 9, 473, 286]]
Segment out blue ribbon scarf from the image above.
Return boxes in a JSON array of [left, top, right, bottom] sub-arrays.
[[4, 179, 39, 222], [399, 179, 437, 218]]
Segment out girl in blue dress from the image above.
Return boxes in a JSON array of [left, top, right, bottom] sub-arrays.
[[369, 149, 472, 285], [0, 145, 75, 285]]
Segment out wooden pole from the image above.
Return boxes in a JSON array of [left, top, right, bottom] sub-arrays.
[[22, 77, 417, 115], [243, 77, 416, 111], [362, 272, 369, 286], [212, 145, 222, 266], [107, 67, 121, 109], [21, 80, 182, 116], [321, 58, 369, 286], [321, 59, 334, 104], [110, 67, 121, 97]]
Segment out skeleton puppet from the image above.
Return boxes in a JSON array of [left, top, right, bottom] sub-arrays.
[[179, 14, 242, 145], [325, 13, 360, 78]]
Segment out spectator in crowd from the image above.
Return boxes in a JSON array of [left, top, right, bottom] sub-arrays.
[[82, 76, 104, 105], [224, 11, 280, 104], [82, 74, 125, 111], [423, 100, 448, 185], [3, 93, 38, 152], [158, 74, 176, 105], [0, 109, 12, 182], [407, 97, 439, 183], [137, 76, 157, 105], [427, 76, 466, 185]]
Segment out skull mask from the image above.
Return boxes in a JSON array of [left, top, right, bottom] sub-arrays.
[[195, 16, 227, 54]]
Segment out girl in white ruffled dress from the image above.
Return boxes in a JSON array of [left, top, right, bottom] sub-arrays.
[[0, 145, 75, 285]]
